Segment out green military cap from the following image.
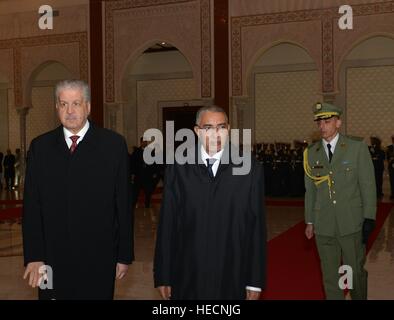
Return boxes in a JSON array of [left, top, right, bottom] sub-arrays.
[[313, 102, 342, 121]]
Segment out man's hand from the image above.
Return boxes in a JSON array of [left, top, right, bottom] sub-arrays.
[[246, 290, 260, 300], [362, 219, 376, 244], [305, 224, 314, 239], [23, 261, 44, 288], [157, 286, 171, 300], [116, 263, 129, 280]]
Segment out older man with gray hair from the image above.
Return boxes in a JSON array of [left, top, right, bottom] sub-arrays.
[[22, 79, 134, 299]]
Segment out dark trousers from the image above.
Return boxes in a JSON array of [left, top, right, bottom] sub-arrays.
[[132, 180, 155, 208], [4, 172, 15, 190], [374, 169, 384, 197]]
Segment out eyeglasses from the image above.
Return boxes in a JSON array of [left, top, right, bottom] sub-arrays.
[[196, 124, 228, 134]]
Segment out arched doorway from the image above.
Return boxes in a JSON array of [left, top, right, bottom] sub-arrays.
[[339, 35, 394, 146], [25, 61, 73, 148], [121, 42, 197, 148], [249, 42, 320, 145]]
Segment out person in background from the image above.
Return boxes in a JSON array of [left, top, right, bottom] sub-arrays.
[[386, 135, 394, 200], [3, 149, 15, 190]]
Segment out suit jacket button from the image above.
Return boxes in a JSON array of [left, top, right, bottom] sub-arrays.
[[333, 200, 337, 204]]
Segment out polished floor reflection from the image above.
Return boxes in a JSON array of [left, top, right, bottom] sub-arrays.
[[0, 183, 393, 300]]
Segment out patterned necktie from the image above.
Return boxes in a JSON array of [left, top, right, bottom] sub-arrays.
[[206, 158, 217, 178], [69, 135, 80, 154], [327, 143, 333, 163]]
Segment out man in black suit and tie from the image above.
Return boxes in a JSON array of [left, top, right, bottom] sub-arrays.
[[22, 80, 134, 299], [154, 106, 267, 300], [3, 149, 15, 190]]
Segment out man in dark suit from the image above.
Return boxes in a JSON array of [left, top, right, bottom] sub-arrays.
[[130, 137, 161, 209], [3, 149, 15, 190], [369, 136, 385, 198], [22, 80, 134, 300], [154, 106, 267, 300], [387, 135, 394, 199]]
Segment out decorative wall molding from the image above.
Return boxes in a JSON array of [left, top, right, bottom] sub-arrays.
[[200, 0, 211, 98], [231, 1, 394, 96], [0, 32, 88, 108], [105, 0, 211, 102]]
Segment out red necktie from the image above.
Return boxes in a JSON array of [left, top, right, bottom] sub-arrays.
[[69, 135, 80, 154]]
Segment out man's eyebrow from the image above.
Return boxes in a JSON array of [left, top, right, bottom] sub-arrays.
[[201, 122, 227, 126], [59, 99, 82, 103]]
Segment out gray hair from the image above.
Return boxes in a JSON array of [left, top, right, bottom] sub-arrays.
[[195, 105, 228, 125], [55, 79, 91, 103]]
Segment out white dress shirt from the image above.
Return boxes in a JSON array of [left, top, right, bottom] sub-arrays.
[[200, 145, 262, 293], [63, 120, 90, 149], [322, 133, 339, 161], [200, 145, 224, 176]]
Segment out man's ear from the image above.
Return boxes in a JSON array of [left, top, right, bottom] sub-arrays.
[[87, 102, 91, 115], [194, 126, 199, 136], [336, 118, 342, 129]]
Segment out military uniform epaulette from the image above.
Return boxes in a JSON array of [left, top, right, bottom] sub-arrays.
[[306, 142, 318, 150], [346, 135, 364, 142]]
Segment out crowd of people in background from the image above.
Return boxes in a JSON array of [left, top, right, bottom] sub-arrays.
[[1, 135, 393, 201], [253, 141, 307, 197], [253, 135, 394, 199]]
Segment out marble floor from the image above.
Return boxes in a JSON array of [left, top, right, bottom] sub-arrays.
[[0, 175, 393, 300]]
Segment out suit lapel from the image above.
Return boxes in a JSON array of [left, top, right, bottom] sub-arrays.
[[215, 143, 231, 179], [75, 122, 99, 154], [54, 125, 71, 156], [54, 122, 100, 159]]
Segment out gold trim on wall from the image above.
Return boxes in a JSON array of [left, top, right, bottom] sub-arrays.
[[231, 1, 394, 96], [0, 32, 88, 107], [104, 0, 212, 102]]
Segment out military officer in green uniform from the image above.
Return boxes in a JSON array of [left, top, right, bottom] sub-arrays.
[[304, 102, 376, 300]]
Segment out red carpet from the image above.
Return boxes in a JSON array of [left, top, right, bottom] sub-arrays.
[[0, 199, 23, 205], [1, 199, 392, 300], [261, 202, 394, 300], [0, 207, 22, 221]]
